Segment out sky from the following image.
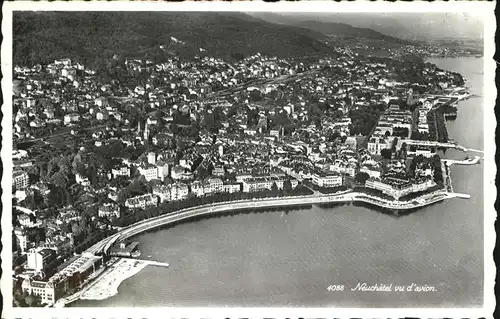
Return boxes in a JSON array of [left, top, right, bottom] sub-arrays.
[[254, 12, 484, 41]]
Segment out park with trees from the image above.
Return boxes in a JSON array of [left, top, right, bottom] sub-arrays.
[[348, 104, 385, 136], [113, 182, 313, 227]]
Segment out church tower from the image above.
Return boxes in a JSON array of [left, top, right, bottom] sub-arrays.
[[143, 121, 149, 141], [406, 88, 414, 107]]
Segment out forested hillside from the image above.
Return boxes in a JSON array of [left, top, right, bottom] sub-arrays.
[[14, 11, 330, 66]]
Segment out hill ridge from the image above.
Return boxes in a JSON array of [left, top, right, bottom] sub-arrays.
[[13, 11, 332, 66]]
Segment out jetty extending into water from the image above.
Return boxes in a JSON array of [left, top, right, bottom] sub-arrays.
[[443, 156, 481, 166], [124, 258, 170, 268]]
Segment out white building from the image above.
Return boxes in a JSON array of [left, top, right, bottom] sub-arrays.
[[75, 173, 90, 187], [125, 194, 158, 209], [345, 136, 357, 150], [171, 166, 193, 181], [63, 113, 80, 125], [138, 165, 158, 181], [12, 149, 28, 160], [360, 165, 382, 179], [367, 136, 391, 156], [242, 176, 285, 193], [156, 162, 170, 181], [96, 112, 108, 121], [152, 185, 171, 203], [14, 229, 29, 253], [61, 67, 76, 79], [191, 181, 205, 197], [223, 183, 241, 194], [94, 97, 108, 107], [203, 178, 224, 194], [45, 252, 103, 304], [212, 166, 225, 177], [13, 170, 29, 190], [98, 203, 120, 219], [27, 248, 56, 272], [418, 123, 429, 134], [18, 214, 39, 228], [111, 166, 130, 179], [21, 279, 57, 305], [26, 97, 36, 108], [236, 173, 253, 183], [407, 146, 435, 158], [365, 177, 435, 199], [311, 172, 343, 188], [147, 152, 156, 165], [244, 129, 257, 136], [330, 161, 356, 177], [171, 183, 189, 201]]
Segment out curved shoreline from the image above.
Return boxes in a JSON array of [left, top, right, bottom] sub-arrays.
[[86, 189, 460, 257], [70, 188, 463, 306], [68, 190, 450, 305]]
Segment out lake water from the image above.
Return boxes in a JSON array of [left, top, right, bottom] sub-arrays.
[[74, 57, 484, 308]]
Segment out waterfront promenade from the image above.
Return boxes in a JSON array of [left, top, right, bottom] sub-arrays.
[[86, 189, 468, 256]]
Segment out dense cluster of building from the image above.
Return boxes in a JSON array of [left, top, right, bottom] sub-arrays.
[[365, 176, 436, 199], [18, 248, 103, 305], [11, 46, 465, 305]]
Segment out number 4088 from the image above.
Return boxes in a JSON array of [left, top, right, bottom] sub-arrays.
[[327, 285, 344, 291]]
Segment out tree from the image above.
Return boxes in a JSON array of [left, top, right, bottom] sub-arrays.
[[393, 127, 409, 138], [391, 137, 399, 153], [380, 148, 392, 160], [196, 165, 211, 180], [271, 182, 279, 193], [72, 153, 84, 175], [283, 179, 293, 193], [50, 170, 70, 189], [355, 172, 370, 184], [24, 294, 36, 307], [249, 89, 262, 102], [127, 180, 148, 197], [227, 105, 239, 118], [71, 221, 84, 237], [24, 190, 44, 211], [47, 186, 66, 207], [327, 130, 341, 142], [106, 140, 126, 158], [203, 111, 216, 130], [90, 166, 99, 186]]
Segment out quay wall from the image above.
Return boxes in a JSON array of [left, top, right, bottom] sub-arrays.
[[90, 191, 449, 254]]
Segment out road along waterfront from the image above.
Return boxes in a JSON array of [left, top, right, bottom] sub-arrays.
[[73, 57, 484, 308], [85, 189, 463, 256]]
